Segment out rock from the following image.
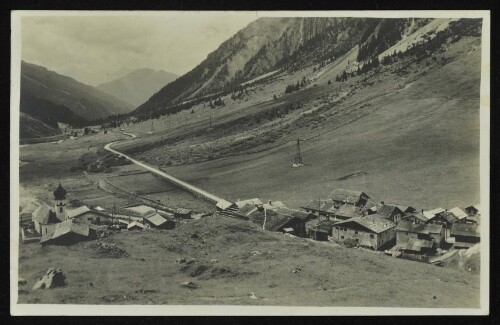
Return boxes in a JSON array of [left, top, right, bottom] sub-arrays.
[[186, 258, 197, 265], [176, 257, 186, 264], [32, 268, 66, 290], [292, 267, 302, 274], [18, 278, 27, 286], [190, 233, 199, 239], [180, 281, 199, 289], [250, 250, 262, 256], [210, 259, 218, 263]]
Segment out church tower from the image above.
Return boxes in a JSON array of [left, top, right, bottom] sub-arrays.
[[53, 183, 67, 221]]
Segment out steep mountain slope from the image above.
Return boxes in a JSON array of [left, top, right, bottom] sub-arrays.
[[20, 61, 134, 123], [19, 112, 61, 138], [97, 68, 178, 107], [134, 17, 432, 116]]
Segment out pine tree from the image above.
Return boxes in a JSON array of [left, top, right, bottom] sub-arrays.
[[328, 79, 331, 85]]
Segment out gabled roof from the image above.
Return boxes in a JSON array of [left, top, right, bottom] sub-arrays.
[[423, 208, 446, 219], [376, 205, 404, 219], [449, 207, 468, 220], [329, 189, 369, 203], [334, 215, 395, 234], [235, 198, 263, 208], [275, 207, 313, 220], [175, 208, 192, 215], [216, 200, 235, 210], [334, 204, 362, 219], [451, 223, 479, 238], [127, 221, 145, 230], [145, 213, 169, 226], [32, 203, 54, 224], [301, 200, 336, 212], [67, 206, 91, 219], [234, 204, 258, 217], [125, 205, 156, 216], [40, 219, 90, 243], [395, 219, 442, 234], [401, 212, 429, 223], [262, 201, 286, 211]]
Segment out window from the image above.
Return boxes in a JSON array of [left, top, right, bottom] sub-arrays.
[[355, 231, 358, 234], [88, 218, 93, 221], [60, 207, 63, 213], [370, 234, 374, 238], [406, 232, 408, 235], [45, 228, 47, 234], [341, 236, 344, 239], [344, 228, 347, 232], [96, 217, 100, 224]]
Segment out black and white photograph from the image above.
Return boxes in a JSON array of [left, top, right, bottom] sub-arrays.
[[10, 11, 490, 315]]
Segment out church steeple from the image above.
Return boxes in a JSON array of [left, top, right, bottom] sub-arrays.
[[53, 183, 67, 221]]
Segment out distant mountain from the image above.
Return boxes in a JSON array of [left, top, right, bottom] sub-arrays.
[[97, 68, 178, 107], [134, 17, 432, 116], [20, 61, 134, 126]]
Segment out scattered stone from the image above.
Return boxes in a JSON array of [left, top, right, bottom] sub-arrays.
[[186, 258, 197, 265], [292, 268, 302, 274], [190, 233, 199, 239], [32, 268, 66, 290], [176, 257, 187, 264], [18, 278, 27, 286], [210, 259, 218, 263], [88, 282, 94, 287], [249, 292, 258, 300], [94, 242, 128, 258], [135, 289, 159, 294], [250, 250, 262, 256], [180, 281, 199, 289]]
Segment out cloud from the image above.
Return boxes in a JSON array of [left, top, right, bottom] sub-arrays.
[[21, 13, 257, 86]]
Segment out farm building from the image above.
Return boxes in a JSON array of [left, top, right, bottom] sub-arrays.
[[394, 219, 444, 252], [174, 208, 192, 219], [423, 207, 446, 220], [389, 204, 417, 214], [215, 200, 236, 211], [31, 202, 60, 236], [40, 219, 96, 245], [67, 206, 114, 225], [329, 189, 370, 207], [249, 208, 311, 237], [448, 207, 468, 221], [401, 212, 429, 225], [426, 210, 458, 238], [127, 221, 146, 231], [333, 204, 363, 221], [143, 213, 175, 230], [465, 204, 480, 217], [306, 219, 337, 241], [125, 205, 157, 217], [332, 215, 396, 250], [451, 223, 480, 248], [235, 198, 263, 208], [233, 204, 259, 220], [262, 200, 287, 211], [369, 204, 405, 223], [300, 199, 336, 218]]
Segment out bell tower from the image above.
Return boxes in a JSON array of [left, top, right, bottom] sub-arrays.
[[53, 183, 67, 221]]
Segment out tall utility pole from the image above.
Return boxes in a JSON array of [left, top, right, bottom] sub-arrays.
[[151, 120, 154, 133], [294, 138, 303, 165]]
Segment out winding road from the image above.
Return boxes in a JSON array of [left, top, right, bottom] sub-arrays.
[[104, 132, 232, 207]]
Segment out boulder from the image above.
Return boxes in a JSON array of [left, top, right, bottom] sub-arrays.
[[180, 281, 199, 289], [32, 268, 66, 290]]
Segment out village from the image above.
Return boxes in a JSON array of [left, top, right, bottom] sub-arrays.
[[21, 182, 481, 269]]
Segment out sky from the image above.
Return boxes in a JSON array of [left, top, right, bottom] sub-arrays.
[[21, 12, 259, 86]]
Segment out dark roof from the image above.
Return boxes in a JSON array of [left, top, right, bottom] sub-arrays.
[[234, 204, 258, 217], [309, 219, 336, 233], [175, 208, 192, 215], [401, 212, 429, 223], [376, 205, 403, 219], [330, 189, 369, 203], [146, 213, 169, 226], [301, 200, 336, 212], [451, 223, 479, 238], [53, 183, 67, 200], [334, 215, 395, 233], [249, 209, 295, 232], [334, 204, 362, 219], [430, 212, 458, 224], [40, 219, 90, 243], [275, 207, 313, 220], [395, 219, 442, 234]]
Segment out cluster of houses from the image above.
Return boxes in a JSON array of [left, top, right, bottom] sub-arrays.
[[22, 183, 194, 245], [216, 189, 481, 256]]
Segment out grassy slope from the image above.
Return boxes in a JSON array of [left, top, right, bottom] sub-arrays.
[[18, 215, 479, 306], [126, 36, 481, 210]]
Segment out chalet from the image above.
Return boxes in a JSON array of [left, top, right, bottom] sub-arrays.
[[300, 199, 336, 218], [125, 205, 157, 217], [329, 189, 370, 208], [465, 204, 480, 217], [451, 223, 480, 249], [426, 210, 457, 238], [333, 204, 362, 220], [174, 208, 192, 219], [422, 207, 446, 220], [40, 219, 96, 245], [306, 219, 337, 241], [127, 221, 146, 231], [215, 200, 236, 211], [233, 204, 259, 220], [401, 212, 429, 225], [371, 204, 405, 223], [332, 215, 396, 250], [235, 198, 263, 208], [262, 200, 287, 211], [67, 206, 114, 225], [249, 208, 313, 237], [143, 213, 175, 230], [394, 219, 444, 252]]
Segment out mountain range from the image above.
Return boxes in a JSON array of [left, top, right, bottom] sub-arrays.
[[97, 68, 178, 107]]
